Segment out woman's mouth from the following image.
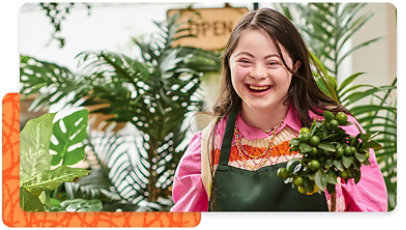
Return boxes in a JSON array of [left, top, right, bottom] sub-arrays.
[[246, 84, 272, 93]]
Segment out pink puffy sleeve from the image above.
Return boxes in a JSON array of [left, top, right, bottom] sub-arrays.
[[170, 132, 209, 211], [340, 115, 388, 211]]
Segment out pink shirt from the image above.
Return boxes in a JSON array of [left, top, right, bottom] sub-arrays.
[[170, 105, 388, 211]]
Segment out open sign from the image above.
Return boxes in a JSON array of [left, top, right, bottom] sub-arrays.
[[167, 6, 249, 50]]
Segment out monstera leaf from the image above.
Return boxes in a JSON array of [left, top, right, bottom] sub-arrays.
[[50, 109, 89, 166]]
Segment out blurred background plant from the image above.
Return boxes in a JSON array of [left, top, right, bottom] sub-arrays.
[[274, 2, 397, 211], [39, 2, 92, 48], [20, 12, 221, 211]]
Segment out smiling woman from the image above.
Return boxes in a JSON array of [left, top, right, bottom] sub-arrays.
[[170, 7, 387, 212], [229, 29, 300, 132]]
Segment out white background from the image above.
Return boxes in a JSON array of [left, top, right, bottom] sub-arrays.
[[1, 0, 404, 229]]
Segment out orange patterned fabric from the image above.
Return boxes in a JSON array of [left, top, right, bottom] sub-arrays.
[[211, 140, 299, 171], [2, 93, 200, 227]]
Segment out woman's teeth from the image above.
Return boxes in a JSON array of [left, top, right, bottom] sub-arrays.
[[249, 85, 270, 91]]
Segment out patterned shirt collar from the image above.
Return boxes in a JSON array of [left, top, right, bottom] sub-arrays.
[[235, 103, 302, 141]]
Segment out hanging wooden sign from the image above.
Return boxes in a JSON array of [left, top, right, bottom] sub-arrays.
[[167, 6, 249, 50]]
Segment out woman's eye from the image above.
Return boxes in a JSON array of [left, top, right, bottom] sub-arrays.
[[268, 61, 280, 66], [239, 59, 251, 64]]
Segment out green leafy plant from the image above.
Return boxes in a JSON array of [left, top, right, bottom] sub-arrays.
[[275, 2, 397, 211], [20, 110, 92, 211], [20, 13, 221, 210], [50, 198, 103, 212], [278, 112, 381, 198]]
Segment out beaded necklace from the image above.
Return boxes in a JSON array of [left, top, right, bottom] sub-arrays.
[[233, 116, 286, 160]]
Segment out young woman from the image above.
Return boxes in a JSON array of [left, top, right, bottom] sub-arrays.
[[170, 8, 387, 211]]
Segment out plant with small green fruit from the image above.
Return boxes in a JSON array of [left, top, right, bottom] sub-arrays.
[[277, 111, 382, 196]]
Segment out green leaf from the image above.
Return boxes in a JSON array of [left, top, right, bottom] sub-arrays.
[[50, 109, 88, 166], [60, 199, 103, 212], [355, 152, 367, 163], [20, 113, 55, 184], [324, 159, 334, 169], [302, 177, 315, 193], [350, 105, 397, 117], [341, 85, 396, 105], [299, 143, 313, 153], [315, 170, 327, 190], [22, 166, 90, 196], [363, 141, 382, 150], [326, 170, 338, 184], [293, 163, 303, 173], [20, 187, 45, 211], [50, 198, 61, 207], [337, 37, 382, 67], [354, 170, 361, 184], [310, 119, 321, 136], [315, 76, 334, 99], [287, 159, 301, 172], [342, 156, 354, 168], [333, 159, 344, 171], [317, 143, 336, 152], [337, 72, 365, 93]]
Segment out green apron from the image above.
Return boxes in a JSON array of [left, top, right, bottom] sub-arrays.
[[209, 109, 329, 211]]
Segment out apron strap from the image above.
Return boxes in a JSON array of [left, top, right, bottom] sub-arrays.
[[219, 107, 238, 166]]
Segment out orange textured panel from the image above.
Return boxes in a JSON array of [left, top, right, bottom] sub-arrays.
[[2, 93, 200, 227]]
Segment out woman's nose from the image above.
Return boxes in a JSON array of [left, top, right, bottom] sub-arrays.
[[249, 63, 267, 80]]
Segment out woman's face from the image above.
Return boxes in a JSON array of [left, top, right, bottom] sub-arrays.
[[229, 29, 300, 112]]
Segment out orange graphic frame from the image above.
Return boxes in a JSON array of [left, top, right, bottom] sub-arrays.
[[2, 93, 200, 227]]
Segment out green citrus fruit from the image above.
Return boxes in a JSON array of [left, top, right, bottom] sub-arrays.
[[293, 176, 304, 187], [309, 159, 320, 171], [323, 110, 335, 122], [277, 167, 288, 180], [298, 186, 307, 194], [350, 146, 357, 154], [336, 112, 348, 125], [365, 151, 370, 159], [310, 147, 318, 156], [299, 127, 310, 135], [310, 135, 320, 146], [299, 133, 311, 143], [344, 145, 353, 156], [335, 147, 344, 159], [329, 119, 339, 129]]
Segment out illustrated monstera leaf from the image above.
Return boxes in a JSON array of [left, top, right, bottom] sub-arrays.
[[50, 109, 88, 166]]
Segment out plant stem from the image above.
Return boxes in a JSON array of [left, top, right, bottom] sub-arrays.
[[331, 190, 336, 212], [147, 139, 158, 202]]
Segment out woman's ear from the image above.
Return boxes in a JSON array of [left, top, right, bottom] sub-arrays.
[[293, 60, 302, 74]]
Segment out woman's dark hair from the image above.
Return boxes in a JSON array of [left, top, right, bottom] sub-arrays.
[[212, 8, 348, 127]]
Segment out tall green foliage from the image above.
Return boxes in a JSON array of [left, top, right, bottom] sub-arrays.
[[74, 14, 220, 204], [20, 13, 221, 209], [275, 3, 397, 210]]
